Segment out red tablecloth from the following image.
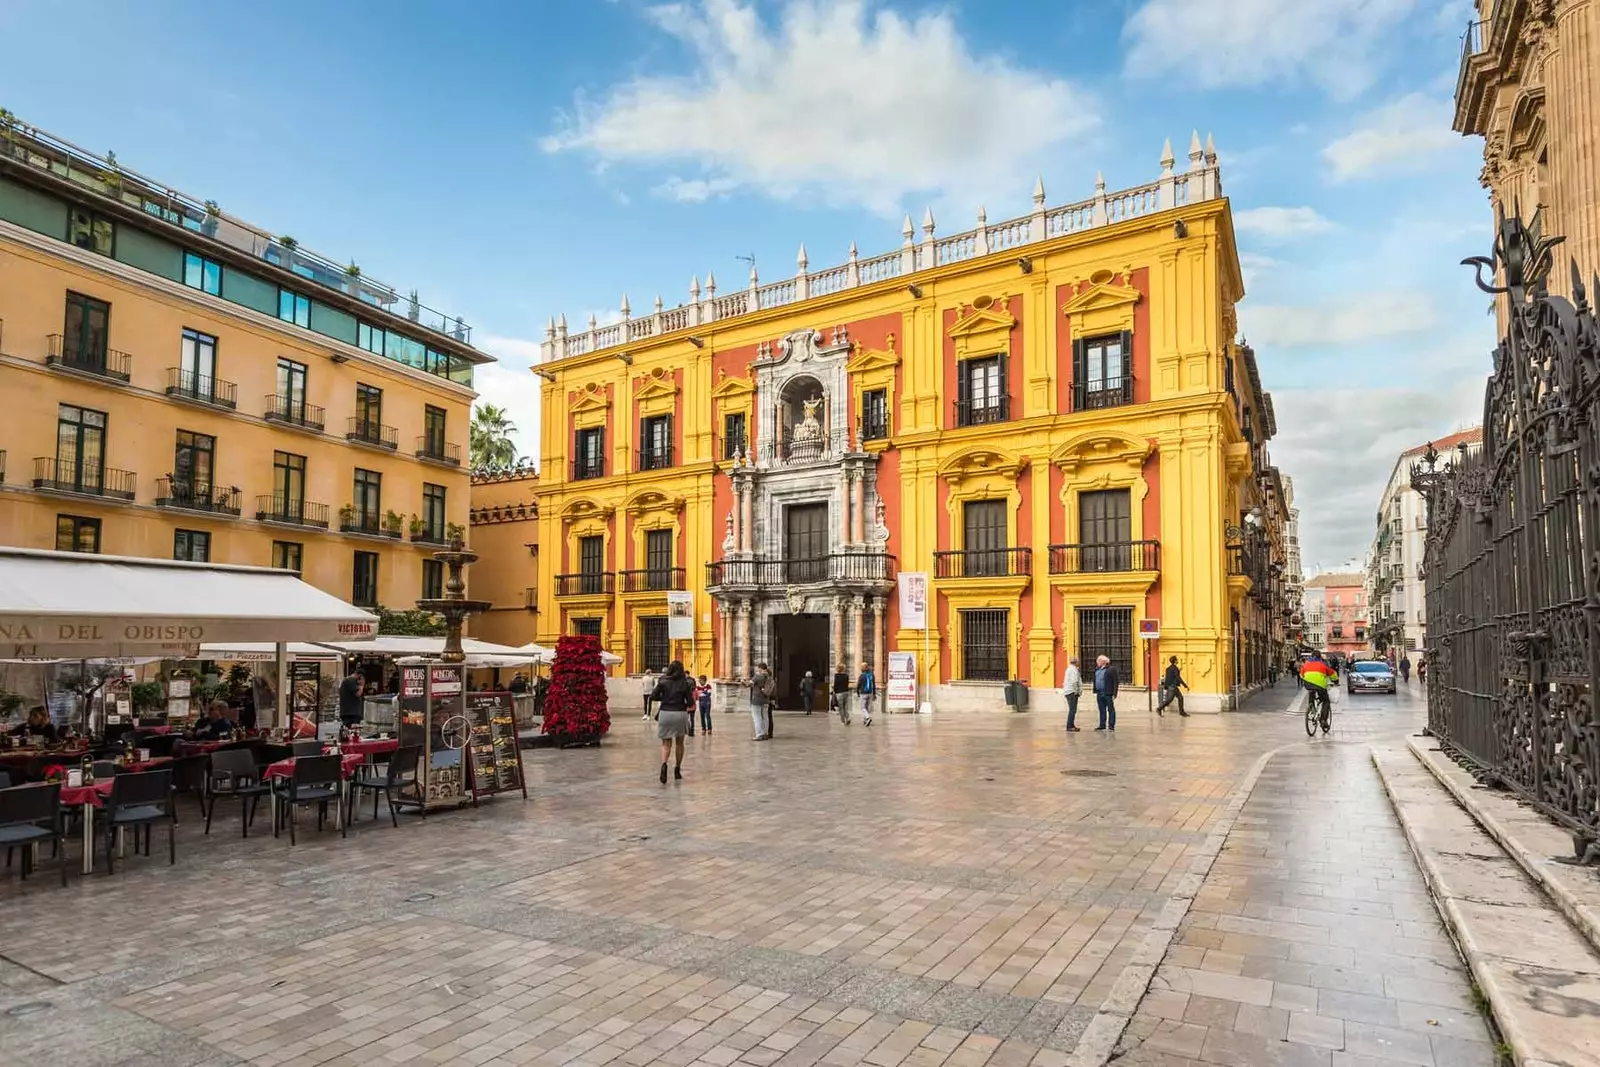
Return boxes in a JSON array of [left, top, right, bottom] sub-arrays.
[[58, 780, 115, 807], [264, 753, 365, 780], [137, 725, 174, 735], [342, 738, 399, 757], [174, 739, 232, 756], [122, 757, 173, 773]]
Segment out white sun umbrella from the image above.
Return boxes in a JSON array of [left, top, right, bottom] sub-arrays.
[[514, 641, 620, 666]]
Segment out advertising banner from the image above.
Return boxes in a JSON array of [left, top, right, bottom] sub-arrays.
[[887, 651, 917, 711], [666, 591, 694, 640], [898, 572, 928, 631]]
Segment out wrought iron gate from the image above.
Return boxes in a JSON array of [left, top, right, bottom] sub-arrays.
[[1412, 210, 1600, 851]]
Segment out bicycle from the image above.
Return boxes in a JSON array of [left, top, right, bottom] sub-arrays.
[[1304, 686, 1331, 737]]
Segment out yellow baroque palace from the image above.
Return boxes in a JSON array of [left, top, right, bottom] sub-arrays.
[[473, 135, 1291, 712]]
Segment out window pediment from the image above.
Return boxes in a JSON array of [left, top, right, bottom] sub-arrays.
[[624, 489, 683, 517], [1051, 431, 1151, 476], [561, 497, 614, 523], [711, 371, 755, 401], [570, 383, 611, 428], [939, 446, 1026, 486], [846, 334, 900, 375], [947, 295, 1016, 360], [635, 368, 678, 416], [1061, 270, 1141, 336]]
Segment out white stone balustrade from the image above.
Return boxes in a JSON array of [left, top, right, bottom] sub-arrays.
[[540, 134, 1222, 363]]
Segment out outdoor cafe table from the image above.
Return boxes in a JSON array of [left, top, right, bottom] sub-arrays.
[[58, 779, 115, 875], [264, 752, 366, 833], [341, 738, 398, 758], [173, 739, 233, 757]]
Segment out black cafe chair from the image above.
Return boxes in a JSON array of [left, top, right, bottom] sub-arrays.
[[0, 771, 11, 789], [276, 754, 343, 845], [0, 783, 67, 886], [103, 770, 176, 874], [290, 740, 323, 758], [204, 749, 271, 838], [347, 745, 420, 828]]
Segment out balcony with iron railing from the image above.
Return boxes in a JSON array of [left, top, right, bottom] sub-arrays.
[[340, 508, 401, 538], [415, 436, 462, 466], [346, 418, 398, 451], [155, 476, 241, 516], [410, 520, 449, 546], [263, 395, 325, 432], [933, 547, 1031, 580], [954, 397, 1010, 428], [254, 494, 330, 529], [165, 368, 237, 409], [1048, 540, 1160, 574], [707, 553, 896, 587], [46, 335, 131, 383], [555, 572, 615, 597], [722, 432, 749, 461], [32, 457, 136, 500], [859, 411, 889, 442], [572, 456, 605, 481], [619, 567, 688, 593], [1071, 376, 1135, 412], [637, 444, 674, 472]]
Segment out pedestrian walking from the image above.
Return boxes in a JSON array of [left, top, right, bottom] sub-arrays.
[[856, 662, 876, 726], [1062, 656, 1083, 731], [832, 662, 851, 723], [1093, 655, 1120, 731], [695, 675, 713, 734], [799, 670, 816, 714], [1155, 655, 1190, 717], [641, 669, 659, 721], [750, 662, 775, 740], [1399, 655, 1412, 683], [652, 660, 695, 783], [1417, 657, 1427, 684]]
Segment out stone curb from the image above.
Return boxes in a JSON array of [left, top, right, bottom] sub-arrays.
[[1373, 743, 1600, 1067], [1063, 741, 1288, 1067], [1407, 734, 1600, 955]]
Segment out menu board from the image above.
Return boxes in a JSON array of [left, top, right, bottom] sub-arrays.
[[464, 691, 527, 799], [426, 666, 467, 806]]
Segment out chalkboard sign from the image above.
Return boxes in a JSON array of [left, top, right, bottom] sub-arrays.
[[464, 691, 528, 800]]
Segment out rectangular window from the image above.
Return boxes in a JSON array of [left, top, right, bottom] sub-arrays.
[[645, 528, 673, 589], [861, 389, 888, 441], [784, 502, 829, 582], [352, 551, 379, 608], [1078, 489, 1132, 571], [423, 405, 447, 455], [963, 499, 1008, 577], [276, 357, 308, 417], [352, 469, 382, 528], [722, 412, 747, 460], [1332, 626, 1345, 638], [278, 288, 311, 329], [422, 483, 447, 539], [357, 321, 387, 356], [178, 329, 217, 398], [56, 514, 101, 553], [63, 291, 110, 369], [355, 383, 382, 429], [1077, 607, 1134, 685], [272, 451, 306, 517], [960, 608, 1009, 681], [173, 529, 210, 562], [422, 558, 444, 600], [641, 617, 670, 672], [579, 535, 604, 575], [68, 207, 114, 256], [1073, 333, 1133, 410], [639, 415, 672, 470], [173, 429, 216, 500], [573, 617, 602, 637], [183, 251, 222, 296], [956, 355, 1007, 426], [54, 403, 107, 492], [574, 427, 605, 480], [271, 540, 303, 571]]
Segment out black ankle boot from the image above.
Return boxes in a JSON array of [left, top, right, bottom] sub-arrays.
[[674, 765, 682, 780], [659, 762, 668, 784]]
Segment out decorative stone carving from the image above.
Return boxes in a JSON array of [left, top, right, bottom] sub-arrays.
[[778, 328, 824, 364], [722, 511, 735, 552], [787, 586, 806, 616], [788, 393, 826, 460], [871, 494, 889, 544]]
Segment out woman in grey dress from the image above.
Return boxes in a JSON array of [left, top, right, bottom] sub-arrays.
[[652, 660, 695, 783]]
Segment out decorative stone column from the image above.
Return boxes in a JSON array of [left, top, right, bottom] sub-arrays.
[[840, 468, 854, 545], [872, 597, 886, 676], [736, 599, 753, 680], [739, 478, 754, 554], [851, 465, 866, 545], [850, 595, 866, 671], [830, 597, 845, 672]]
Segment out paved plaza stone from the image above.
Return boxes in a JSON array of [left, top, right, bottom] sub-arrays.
[[0, 685, 1494, 1066]]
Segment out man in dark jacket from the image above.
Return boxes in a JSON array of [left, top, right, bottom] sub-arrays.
[[338, 667, 365, 731], [1156, 656, 1190, 717], [1093, 655, 1120, 731]]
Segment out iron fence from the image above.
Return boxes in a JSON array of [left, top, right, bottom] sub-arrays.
[[1412, 210, 1600, 854]]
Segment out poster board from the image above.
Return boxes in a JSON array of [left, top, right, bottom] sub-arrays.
[[666, 591, 694, 640], [886, 652, 917, 712], [898, 573, 928, 630], [465, 691, 528, 799], [397, 664, 470, 812]]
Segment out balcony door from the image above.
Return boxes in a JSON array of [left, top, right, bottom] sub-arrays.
[[64, 292, 110, 370], [578, 534, 605, 595], [273, 451, 306, 518], [180, 329, 216, 397], [963, 499, 1008, 577], [1079, 489, 1131, 571], [55, 404, 106, 492], [277, 357, 308, 419], [174, 430, 215, 502], [355, 383, 383, 435], [785, 503, 828, 583], [645, 528, 673, 589]]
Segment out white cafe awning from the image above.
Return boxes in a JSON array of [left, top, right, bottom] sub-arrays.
[[321, 636, 533, 659], [0, 548, 377, 658], [194, 642, 343, 663]]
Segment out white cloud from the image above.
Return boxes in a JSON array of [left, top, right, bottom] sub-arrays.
[[1238, 251, 1283, 289], [473, 333, 545, 465], [1243, 291, 1436, 347], [542, 0, 1097, 214], [1123, 0, 1418, 97], [1234, 206, 1336, 241], [1322, 93, 1460, 181]]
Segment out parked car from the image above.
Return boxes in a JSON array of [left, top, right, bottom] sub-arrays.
[[1347, 660, 1397, 695]]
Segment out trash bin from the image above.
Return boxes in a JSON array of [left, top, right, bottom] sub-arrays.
[[1004, 680, 1030, 710]]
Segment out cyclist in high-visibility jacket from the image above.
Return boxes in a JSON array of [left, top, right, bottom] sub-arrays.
[[1301, 653, 1332, 727]]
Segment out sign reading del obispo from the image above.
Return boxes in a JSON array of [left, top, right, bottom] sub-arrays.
[[0, 618, 376, 644]]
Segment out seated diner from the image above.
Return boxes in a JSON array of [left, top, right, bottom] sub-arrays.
[[191, 700, 236, 741], [7, 706, 60, 744]]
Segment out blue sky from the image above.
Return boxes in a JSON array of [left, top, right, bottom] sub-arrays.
[[0, 0, 1494, 567]]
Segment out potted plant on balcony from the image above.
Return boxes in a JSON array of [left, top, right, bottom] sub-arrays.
[[100, 150, 122, 193], [446, 522, 466, 543], [384, 510, 404, 538], [202, 200, 220, 237], [408, 514, 425, 540], [338, 503, 356, 529], [345, 262, 361, 296]]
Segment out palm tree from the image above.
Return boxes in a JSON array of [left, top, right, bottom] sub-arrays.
[[471, 403, 519, 468]]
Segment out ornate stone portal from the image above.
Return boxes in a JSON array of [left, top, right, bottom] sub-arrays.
[[710, 327, 895, 704]]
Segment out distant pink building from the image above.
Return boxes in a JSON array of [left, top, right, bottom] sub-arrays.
[[1305, 572, 1367, 658]]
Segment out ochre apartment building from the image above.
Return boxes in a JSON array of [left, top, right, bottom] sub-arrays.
[[493, 136, 1288, 711], [0, 116, 490, 609]]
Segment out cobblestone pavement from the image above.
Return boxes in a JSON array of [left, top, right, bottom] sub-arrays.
[[1114, 684, 1498, 1067], [0, 683, 1482, 1066]]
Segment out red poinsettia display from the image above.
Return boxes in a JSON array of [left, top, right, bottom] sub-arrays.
[[41, 764, 66, 783], [541, 634, 611, 744]]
